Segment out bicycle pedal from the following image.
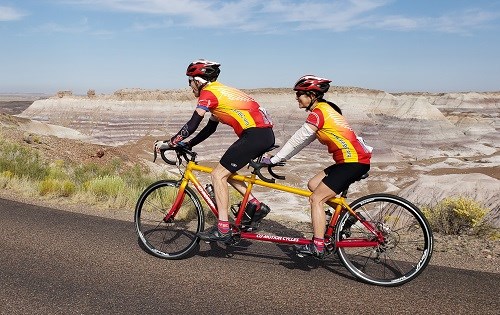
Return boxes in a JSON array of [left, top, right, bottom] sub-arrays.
[[226, 234, 241, 245], [241, 225, 258, 232], [323, 249, 334, 257]]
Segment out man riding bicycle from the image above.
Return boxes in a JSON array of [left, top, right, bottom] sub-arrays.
[[155, 59, 275, 242]]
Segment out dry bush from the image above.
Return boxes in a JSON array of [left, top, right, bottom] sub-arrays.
[[112, 88, 193, 101], [422, 197, 492, 236], [57, 90, 73, 98], [39, 178, 76, 197]]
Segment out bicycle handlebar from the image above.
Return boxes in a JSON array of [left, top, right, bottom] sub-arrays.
[[153, 142, 194, 165], [247, 159, 286, 183], [153, 143, 285, 183]]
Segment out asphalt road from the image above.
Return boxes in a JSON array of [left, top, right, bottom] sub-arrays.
[[1, 197, 499, 315]]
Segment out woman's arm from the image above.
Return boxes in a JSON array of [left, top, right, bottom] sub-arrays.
[[270, 123, 317, 164]]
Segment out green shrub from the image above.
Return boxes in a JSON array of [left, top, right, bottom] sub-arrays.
[[1, 170, 14, 179], [39, 178, 76, 197], [422, 197, 490, 235], [84, 175, 125, 200], [73, 160, 119, 184], [122, 163, 156, 189], [0, 140, 49, 180], [0, 170, 14, 188], [47, 160, 69, 180]]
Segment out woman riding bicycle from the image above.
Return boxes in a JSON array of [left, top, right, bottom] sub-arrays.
[[265, 75, 372, 258], [155, 59, 275, 242]]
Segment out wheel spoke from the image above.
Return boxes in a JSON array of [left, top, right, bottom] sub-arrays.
[[134, 180, 204, 259], [337, 194, 433, 286]]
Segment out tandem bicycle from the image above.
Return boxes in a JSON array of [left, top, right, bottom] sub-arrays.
[[134, 144, 433, 286]]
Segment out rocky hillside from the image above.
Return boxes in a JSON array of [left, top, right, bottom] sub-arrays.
[[5, 88, 500, 225], [18, 88, 498, 160]]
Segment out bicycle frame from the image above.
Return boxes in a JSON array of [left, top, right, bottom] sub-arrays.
[[165, 159, 383, 248]]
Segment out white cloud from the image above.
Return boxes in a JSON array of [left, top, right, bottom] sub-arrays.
[[0, 5, 27, 21], [367, 8, 500, 34], [65, 0, 212, 15], [372, 16, 419, 30], [433, 9, 500, 34], [132, 19, 174, 31], [265, 0, 390, 32], [35, 17, 90, 34], [62, 0, 390, 31], [61, 0, 500, 35]]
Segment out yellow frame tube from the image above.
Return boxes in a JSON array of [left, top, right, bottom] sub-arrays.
[[186, 161, 348, 208]]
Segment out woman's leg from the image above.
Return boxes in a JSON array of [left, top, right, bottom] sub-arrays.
[[309, 182, 337, 239], [308, 169, 327, 191]]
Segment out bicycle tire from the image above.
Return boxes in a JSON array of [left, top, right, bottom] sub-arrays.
[[336, 193, 433, 286], [134, 180, 204, 259]]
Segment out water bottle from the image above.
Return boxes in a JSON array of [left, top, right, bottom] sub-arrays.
[[342, 212, 360, 238], [325, 207, 333, 225], [344, 213, 359, 229], [205, 184, 217, 206]]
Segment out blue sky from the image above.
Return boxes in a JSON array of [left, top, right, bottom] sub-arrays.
[[1, 0, 499, 94]]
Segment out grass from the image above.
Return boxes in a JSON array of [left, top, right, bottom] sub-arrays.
[[0, 136, 164, 210], [0, 138, 49, 180], [0, 134, 251, 216]]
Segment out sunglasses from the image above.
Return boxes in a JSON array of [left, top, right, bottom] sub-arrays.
[[295, 91, 307, 98], [188, 77, 195, 85]]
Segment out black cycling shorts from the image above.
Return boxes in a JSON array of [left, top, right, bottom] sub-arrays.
[[322, 163, 370, 194], [220, 127, 275, 173]]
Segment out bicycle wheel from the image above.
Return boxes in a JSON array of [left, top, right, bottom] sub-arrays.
[[336, 194, 433, 286], [135, 180, 204, 259]]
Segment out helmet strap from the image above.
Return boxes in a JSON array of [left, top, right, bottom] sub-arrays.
[[194, 76, 207, 84], [193, 77, 208, 94], [305, 92, 318, 111]]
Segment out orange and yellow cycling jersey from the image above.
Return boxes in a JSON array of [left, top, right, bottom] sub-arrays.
[[197, 82, 273, 137], [306, 102, 371, 164]]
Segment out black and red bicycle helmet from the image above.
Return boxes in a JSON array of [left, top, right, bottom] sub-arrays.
[[294, 75, 332, 94], [186, 59, 221, 82]]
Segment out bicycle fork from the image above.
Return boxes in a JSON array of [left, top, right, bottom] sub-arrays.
[[162, 173, 216, 222], [162, 179, 189, 223]]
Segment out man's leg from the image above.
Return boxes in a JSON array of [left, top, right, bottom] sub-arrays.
[[227, 177, 268, 226], [196, 163, 234, 242], [211, 163, 232, 222], [228, 178, 256, 200], [198, 127, 274, 240]]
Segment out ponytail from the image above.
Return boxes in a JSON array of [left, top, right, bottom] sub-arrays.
[[319, 99, 342, 115]]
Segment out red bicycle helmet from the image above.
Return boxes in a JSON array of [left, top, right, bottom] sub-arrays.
[[294, 75, 332, 94], [186, 59, 221, 81]]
